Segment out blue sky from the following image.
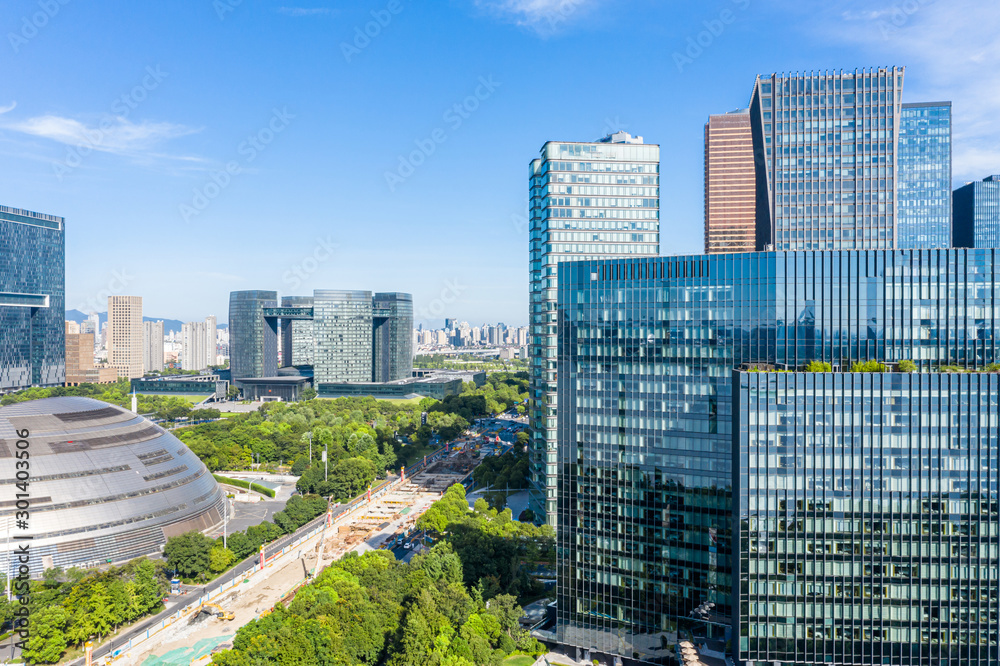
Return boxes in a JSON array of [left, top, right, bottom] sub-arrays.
[[1, 0, 998, 326]]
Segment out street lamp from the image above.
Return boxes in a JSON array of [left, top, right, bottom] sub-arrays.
[[324, 441, 328, 482]]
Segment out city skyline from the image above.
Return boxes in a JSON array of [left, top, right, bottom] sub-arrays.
[[2, 1, 998, 324]]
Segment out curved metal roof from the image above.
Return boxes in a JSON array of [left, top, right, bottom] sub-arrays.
[[0, 397, 225, 577]]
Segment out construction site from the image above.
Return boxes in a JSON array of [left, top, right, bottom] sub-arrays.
[[133, 455, 477, 666]]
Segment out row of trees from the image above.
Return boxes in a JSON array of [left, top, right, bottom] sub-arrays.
[[164, 495, 329, 579], [0, 379, 200, 420], [417, 485, 555, 601], [212, 547, 543, 666], [15, 560, 168, 664]]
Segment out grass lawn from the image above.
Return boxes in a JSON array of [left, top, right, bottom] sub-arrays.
[[502, 656, 537, 666]]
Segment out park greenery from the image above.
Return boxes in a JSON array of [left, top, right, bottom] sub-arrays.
[[212, 484, 551, 666], [471, 446, 531, 513], [0, 379, 201, 420], [10, 560, 168, 664], [212, 474, 276, 498], [414, 354, 528, 374], [164, 495, 329, 581]]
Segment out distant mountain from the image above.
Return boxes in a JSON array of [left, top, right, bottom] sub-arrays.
[[65, 310, 227, 334]]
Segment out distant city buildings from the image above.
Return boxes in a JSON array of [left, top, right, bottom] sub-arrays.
[[412, 321, 529, 355], [107, 296, 144, 379], [529, 131, 661, 525], [954, 175, 1000, 248], [143, 320, 164, 373], [65, 322, 117, 385], [704, 110, 756, 254], [0, 204, 65, 390], [181, 319, 215, 371]]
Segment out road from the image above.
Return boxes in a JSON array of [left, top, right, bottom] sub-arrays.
[[68, 475, 400, 665]]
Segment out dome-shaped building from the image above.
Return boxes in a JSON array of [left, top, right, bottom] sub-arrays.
[[0, 396, 225, 577]]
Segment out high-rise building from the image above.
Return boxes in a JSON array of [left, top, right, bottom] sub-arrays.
[[529, 131, 660, 525], [87, 311, 100, 355], [181, 320, 212, 371], [704, 110, 756, 254], [107, 295, 143, 379], [897, 102, 952, 248], [373, 292, 414, 382], [65, 322, 118, 386], [229, 290, 278, 383], [554, 248, 1000, 662], [143, 320, 164, 374], [204, 315, 217, 367], [0, 205, 65, 390], [280, 296, 315, 367], [735, 370, 1000, 665], [954, 175, 1000, 248], [311, 290, 373, 383], [751, 67, 908, 251]]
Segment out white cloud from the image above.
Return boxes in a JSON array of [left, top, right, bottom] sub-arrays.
[[0, 102, 15, 115], [277, 7, 334, 16], [2, 114, 199, 157], [472, 0, 596, 35], [802, 0, 1000, 183]]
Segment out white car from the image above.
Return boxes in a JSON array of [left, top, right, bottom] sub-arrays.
[[403, 542, 413, 550]]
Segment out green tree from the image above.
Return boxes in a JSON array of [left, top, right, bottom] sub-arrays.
[[228, 385, 241, 400], [134, 559, 163, 612], [301, 387, 318, 401], [22, 606, 68, 664], [851, 360, 887, 373], [804, 360, 832, 372], [898, 359, 917, 372], [164, 531, 216, 578], [210, 546, 236, 573], [89, 581, 115, 640]]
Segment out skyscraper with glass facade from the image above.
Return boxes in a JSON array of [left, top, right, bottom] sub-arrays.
[[751, 68, 907, 251], [954, 176, 1000, 249], [373, 292, 414, 382], [229, 290, 278, 383], [736, 370, 1000, 666], [0, 205, 65, 390], [529, 132, 660, 525], [312, 290, 374, 384], [280, 295, 315, 367], [555, 248, 1000, 663], [897, 102, 952, 248]]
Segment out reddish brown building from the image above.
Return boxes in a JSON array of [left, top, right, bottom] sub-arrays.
[[704, 110, 756, 254]]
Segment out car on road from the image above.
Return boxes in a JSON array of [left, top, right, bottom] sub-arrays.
[[403, 542, 413, 549]]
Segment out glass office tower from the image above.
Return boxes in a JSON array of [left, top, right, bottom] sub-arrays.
[[228, 290, 278, 383], [312, 290, 373, 383], [750, 68, 905, 251], [897, 102, 953, 248], [555, 249, 1000, 663], [954, 176, 1000, 248], [373, 292, 414, 382], [736, 371, 1000, 666], [0, 205, 65, 389], [529, 132, 660, 525], [280, 295, 315, 367]]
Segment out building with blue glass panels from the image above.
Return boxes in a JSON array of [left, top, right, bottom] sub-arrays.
[[0, 205, 65, 390], [749, 68, 953, 253], [529, 132, 660, 525], [735, 370, 1000, 666], [228, 290, 278, 384], [373, 292, 414, 382], [555, 249, 1000, 663], [898, 102, 952, 249], [954, 176, 1000, 249]]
